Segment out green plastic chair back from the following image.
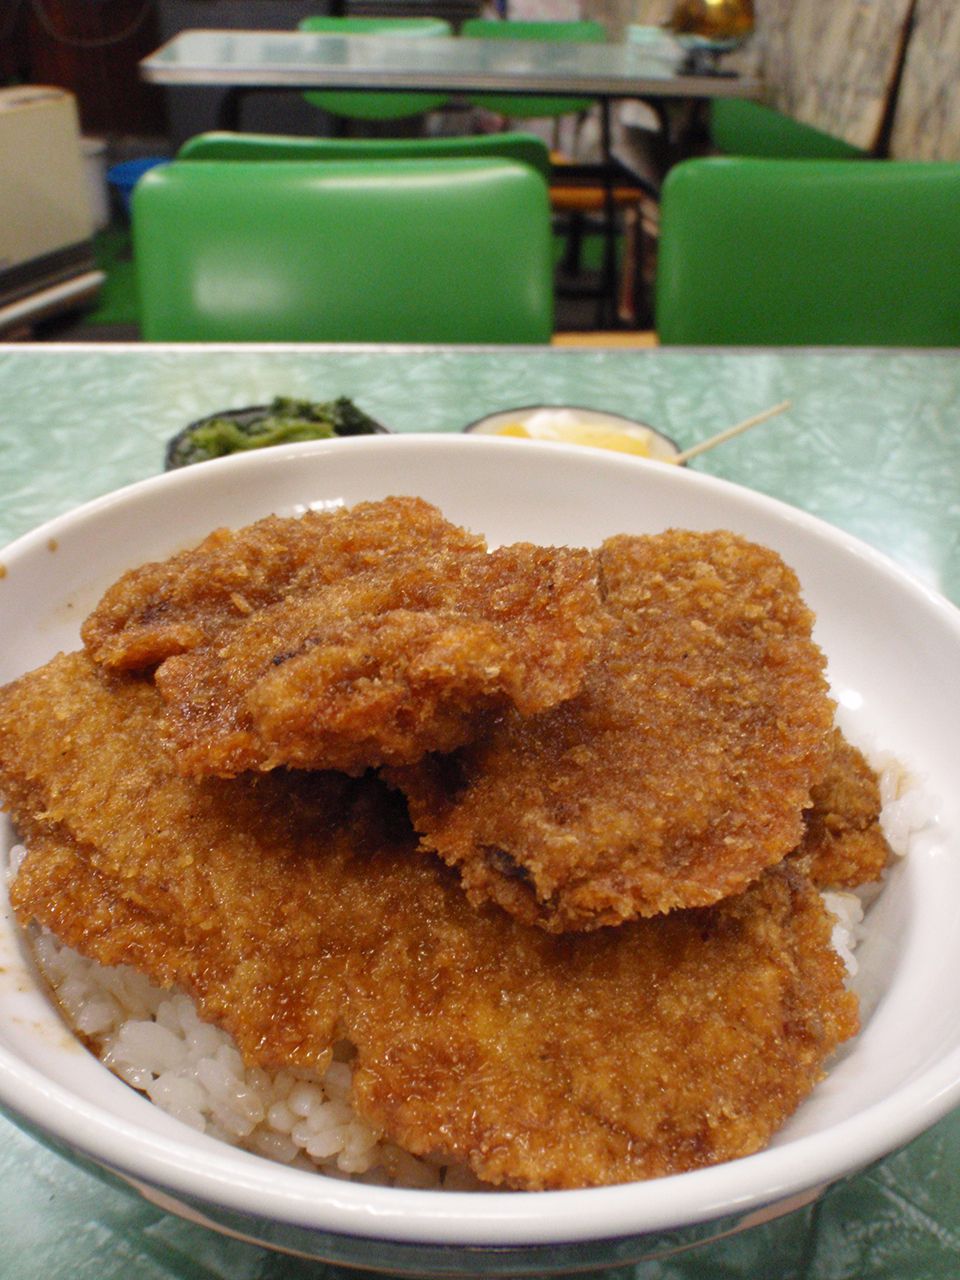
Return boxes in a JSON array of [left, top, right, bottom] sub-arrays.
[[709, 99, 866, 160], [655, 157, 960, 346], [297, 16, 451, 121], [177, 129, 551, 181], [132, 158, 553, 344], [460, 19, 605, 119]]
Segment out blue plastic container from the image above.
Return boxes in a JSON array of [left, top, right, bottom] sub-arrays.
[[107, 157, 169, 216]]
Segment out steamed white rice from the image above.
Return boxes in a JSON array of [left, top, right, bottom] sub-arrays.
[[26, 925, 479, 1189], [8, 748, 931, 1188]]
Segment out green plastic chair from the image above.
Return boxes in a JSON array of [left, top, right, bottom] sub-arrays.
[[459, 19, 619, 321], [176, 129, 551, 181], [460, 19, 606, 119], [709, 99, 866, 160], [655, 157, 960, 346], [132, 158, 553, 343], [297, 16, 451, 121]]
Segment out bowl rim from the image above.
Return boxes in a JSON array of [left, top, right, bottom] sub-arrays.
[[1, 432, 959, 1249]]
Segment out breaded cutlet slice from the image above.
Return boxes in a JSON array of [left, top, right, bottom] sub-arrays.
[[82, 497, 603, 775], [82, 496, 483, 671], [392, 529, 836, 932], [792, 728, 893, 890], [3, 651, 856, 1190]]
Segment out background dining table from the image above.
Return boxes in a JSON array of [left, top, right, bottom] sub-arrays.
[[139, 28, 759, 107], [139, 28, 760, 147], [0, 341, 959, 1279]]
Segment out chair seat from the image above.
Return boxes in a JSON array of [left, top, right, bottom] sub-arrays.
[[460, 19, 606, 119], [709, 100, 866, 159], [297, 16, 452, 121], [549, 183, 648, 213], [178, 130, 551, 181], [656, 156, 960, 346], [132, 157, 555, 344]]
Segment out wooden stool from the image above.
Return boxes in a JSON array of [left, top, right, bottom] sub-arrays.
[[549, 152, 658, 326]]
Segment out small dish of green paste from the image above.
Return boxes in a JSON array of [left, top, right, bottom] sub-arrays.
[[165, 396, 389, 470]]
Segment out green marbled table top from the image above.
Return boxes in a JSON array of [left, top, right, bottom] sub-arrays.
[[0, 343, 958, 1279]]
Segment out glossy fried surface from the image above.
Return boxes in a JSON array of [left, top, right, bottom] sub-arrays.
[[82, 497, 602, 775], [2, 659, 366, 1070], [394, 529, 836, 932], [1, 652, 857, 1190], [155, 540, 601, 776], [794, 729, 892, 890], [82, 497, 482, 670]]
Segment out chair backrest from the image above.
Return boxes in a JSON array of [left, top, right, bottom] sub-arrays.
[[655, 156, 960, 347], [297, 16, 451, 120], [709, 100, 866, 160], [132, 158, 554, 344], [460, 19, 606, 119], [177, 130, 551, 181]]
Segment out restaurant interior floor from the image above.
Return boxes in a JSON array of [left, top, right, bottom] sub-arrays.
[[28, 212, 652, 345]]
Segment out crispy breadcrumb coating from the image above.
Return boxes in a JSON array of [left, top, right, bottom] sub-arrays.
[[82, 498, 602, 775], [793, 728, 892, 889], [393, 529, 836, 931], [1, 652, 856, 1190]]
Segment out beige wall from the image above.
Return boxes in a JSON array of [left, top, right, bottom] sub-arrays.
[[599, 0, 913, 151], [890, 0, 960, 159], [751, 0, 914, 151], [749, 0, 960, 157], [528, 0, 960, 158]]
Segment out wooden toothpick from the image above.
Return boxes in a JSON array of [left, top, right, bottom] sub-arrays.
[[673, 400, 792, 465]]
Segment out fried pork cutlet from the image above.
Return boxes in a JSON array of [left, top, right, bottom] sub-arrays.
[[393, 529, 836, 932], [81, 497, 602, 775], [2, 652, 857, 1190], [82, 496, 483, 670], [793, 728, 893, 890]]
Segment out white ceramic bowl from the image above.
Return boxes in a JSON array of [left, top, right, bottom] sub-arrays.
[[1, 434, 959, 1275]]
